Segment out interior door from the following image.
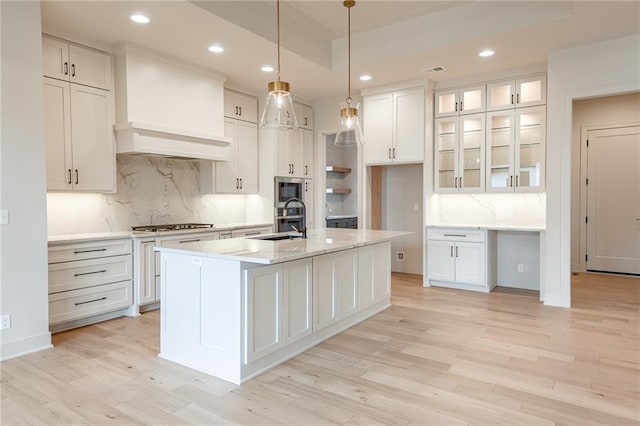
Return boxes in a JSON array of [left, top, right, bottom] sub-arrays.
[[586, 125, 640, 275]]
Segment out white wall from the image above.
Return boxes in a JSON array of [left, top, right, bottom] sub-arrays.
[[0, 1, 52, 359], [570, 92, 640, 271], [383, 164, 423, 274], [546, 34, 640, 307]]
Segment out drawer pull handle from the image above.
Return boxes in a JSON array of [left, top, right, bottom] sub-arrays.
[[179, 239, 201, 244], [443, 233, 467, 237], [74, 248, 107, 254], [74, 296, 107, 306], [456, 246, 459, 257], [244, 231, 261, 236], [74, 269, 107, 277]]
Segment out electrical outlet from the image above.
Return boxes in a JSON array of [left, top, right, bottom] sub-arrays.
[[396, 251, 405, 261], [413, 203, 419, 211], [517, 264, 524, 273], [1, 314, 11, 330]]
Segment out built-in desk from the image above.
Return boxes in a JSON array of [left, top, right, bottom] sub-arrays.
[[426, 225, 545, 298]]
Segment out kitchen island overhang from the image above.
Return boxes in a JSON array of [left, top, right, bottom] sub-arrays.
[[155, 228, 411, 384]]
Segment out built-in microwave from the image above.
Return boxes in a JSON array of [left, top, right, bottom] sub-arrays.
[[274, 177, 305, 232]]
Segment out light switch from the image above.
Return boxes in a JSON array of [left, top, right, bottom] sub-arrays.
[[0, 210, 8, 225]]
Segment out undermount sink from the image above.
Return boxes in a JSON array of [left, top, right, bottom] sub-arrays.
[[249, 234, 303, 241]]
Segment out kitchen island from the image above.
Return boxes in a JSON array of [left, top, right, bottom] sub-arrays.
[[155, 228, 410, 384]]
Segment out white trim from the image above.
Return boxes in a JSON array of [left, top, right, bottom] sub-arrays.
[[360, 79, 425, 97], [1, 332, 53, 361]]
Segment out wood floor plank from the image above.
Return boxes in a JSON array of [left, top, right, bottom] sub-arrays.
[[2, 272, 638, 425]]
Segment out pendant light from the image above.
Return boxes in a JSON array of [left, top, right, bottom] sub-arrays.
[[259, 0, 298, 130], [335, 0, 364, 146]]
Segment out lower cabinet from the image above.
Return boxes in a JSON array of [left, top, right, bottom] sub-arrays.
[[283, 259, 313, 345], [47, 238, 133, 331], [426, 228, 496, 292], [358, 242, 391, 309]]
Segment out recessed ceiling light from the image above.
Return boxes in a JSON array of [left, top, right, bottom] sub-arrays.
[[359, 74, 372, 81], [261, 65, 274, 72], [478, 49, 495, 57], [130, 14, 150, 24], [208, 45, 224, 53]]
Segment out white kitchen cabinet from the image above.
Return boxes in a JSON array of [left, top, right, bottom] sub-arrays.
[[486, 74, 546, 111], [274, 129, 305, 177], [44, 77, 115, 192], [294, 102, 314, 130], [230, 226, 273, 238], [211, 118, 258, 193], [42, 36, 112, 91], [138, 241, 156, 305], [303, 130, 314, 178], [224, 89, 258, 123], [363, 87, 424, 164], [358, 241, 391, 309], [435, 114, 485, 192], [303, 179, 314, 229], [486, 106, 546, 192], [283, 258, 313, 345], [48, 238, 133, 330], [435, 85, 485, 118], [312, 248, 359, 332], [426, 228, 495, 292], [244, 264, 283, 364]]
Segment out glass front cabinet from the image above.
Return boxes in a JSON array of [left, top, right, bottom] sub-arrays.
[[486, 106, 545, 192], [435, 114, 485, 192]]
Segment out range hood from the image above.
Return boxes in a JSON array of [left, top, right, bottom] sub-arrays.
[[113, 42, 231, 161], [115, 122, 231, 161]]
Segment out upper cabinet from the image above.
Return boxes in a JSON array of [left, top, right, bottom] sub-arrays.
[[486, 106, 546, 192], [267, 104, 314, 178], [294, 102, 314, 130], [42, 35, 115, 192], [224, 89, 258, 123], [435, 85, 485, 118], [486, 74, 546, 111], [435, 114, 486, 193], [42, 36, 112, 90], [363, 87, 425, 165]]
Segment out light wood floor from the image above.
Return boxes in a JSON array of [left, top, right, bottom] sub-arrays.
[[2, 273, 638, 425]]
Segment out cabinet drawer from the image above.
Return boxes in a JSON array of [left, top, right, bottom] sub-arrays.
[[49, 239, 132, 263], [427, 228, 485, 243], [48, 254, 133, 294], [49, 280, 133, 325]]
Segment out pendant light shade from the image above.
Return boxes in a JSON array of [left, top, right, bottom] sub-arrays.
[[335, 101, 364, 146], [335, 0, 364, 146], [259, 0, 298, 130]]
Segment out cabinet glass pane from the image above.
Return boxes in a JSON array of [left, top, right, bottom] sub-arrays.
[[462, 89, 482, 111], [518, 110, 543, 188], [437, 92, 456, 115], [490, 83, 512, 108], [439, 170, 455, 189], [489, 114, 512, 189], [520, 80, 542, 104], [460, 116, 483, 190]]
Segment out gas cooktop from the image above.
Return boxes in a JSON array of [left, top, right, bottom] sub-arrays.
[[131, 223, 214, 232]]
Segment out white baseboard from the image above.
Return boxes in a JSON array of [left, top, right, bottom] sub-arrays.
[[1, 331, 52, 361]]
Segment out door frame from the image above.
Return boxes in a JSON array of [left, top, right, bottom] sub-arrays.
[[578, 121, 640, 272]]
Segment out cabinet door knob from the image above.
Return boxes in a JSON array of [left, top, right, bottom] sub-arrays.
[[454, 177, 458, 188], [235, 106, 238, 115], [393, 147, 396, 158], [515, 175, 519, 187], [75, 169, 79, 185], [450, 246, 454, 257], [455, 102, 458, 112], [516, 93, 520, 104], [68, 169, 72, 184], [460, 101, 463, 111], [239, 178, 243, 189], [455, 246, 459, 257], [388, 148, 392, 159], [510, 175, 513, 187], [64, 62, 69, 76], [71, 64, 76, 77], [239, 106, 242, 116], [511, 94, 514, 105]]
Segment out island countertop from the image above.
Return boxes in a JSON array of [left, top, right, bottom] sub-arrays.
[[155, 228, 411, 265]]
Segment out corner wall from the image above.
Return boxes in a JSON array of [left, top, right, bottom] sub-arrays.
[[545, 34, 640, 307], [1, 1, 52, 359]]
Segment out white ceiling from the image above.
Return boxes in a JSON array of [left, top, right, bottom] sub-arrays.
[[41, 1, 640, 102]]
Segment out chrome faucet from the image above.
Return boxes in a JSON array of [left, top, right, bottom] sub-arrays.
[[284, 197, 307, 238]]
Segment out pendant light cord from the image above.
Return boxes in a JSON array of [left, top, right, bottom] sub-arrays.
[[346, 3, 352, 105], [277, 0, 281, 83]]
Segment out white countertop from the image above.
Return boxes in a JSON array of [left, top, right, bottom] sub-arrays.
[[155, 228, 412, 265], [47, 222, 274, 244], [426, 224, 545, 232]]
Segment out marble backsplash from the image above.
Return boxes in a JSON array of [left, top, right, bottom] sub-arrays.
[[47, 156, 270, 235], [427, 193, 546, 228]]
